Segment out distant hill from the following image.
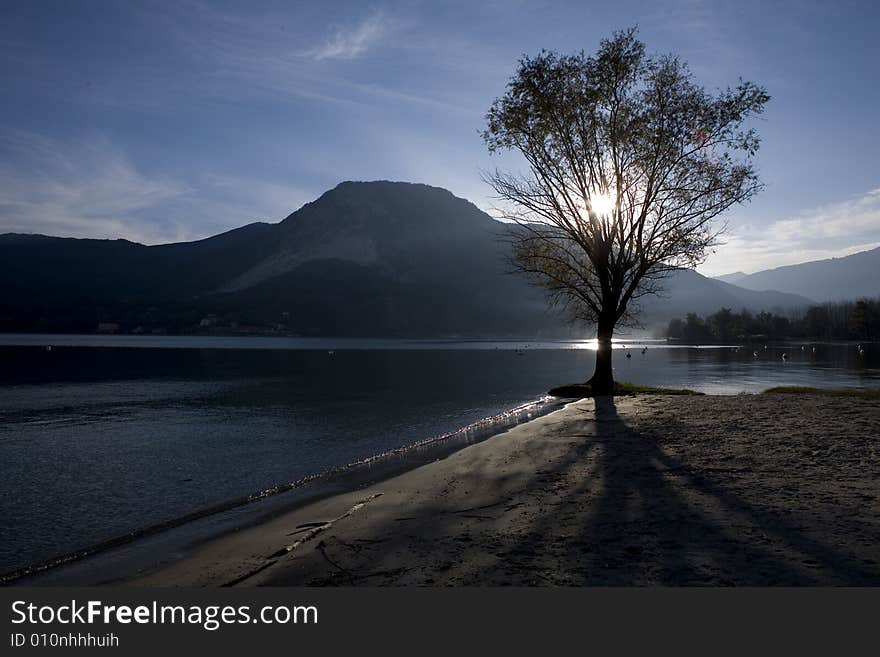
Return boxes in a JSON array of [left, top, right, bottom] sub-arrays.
[[0, 181, 814, 337], [714, 271, 748, 285], [639, 269, 812, 323], [715, 247, 880, 302]]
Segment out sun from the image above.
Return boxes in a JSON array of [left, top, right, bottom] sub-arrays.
[[589, 191, 615, 217]]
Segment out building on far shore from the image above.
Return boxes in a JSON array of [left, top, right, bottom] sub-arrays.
[[96, 322, 120, 334]]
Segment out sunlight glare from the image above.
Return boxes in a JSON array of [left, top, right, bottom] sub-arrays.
[[589, 191, 615, 217]]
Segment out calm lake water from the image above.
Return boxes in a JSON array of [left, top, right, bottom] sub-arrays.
[[1, 334, 878, 574]]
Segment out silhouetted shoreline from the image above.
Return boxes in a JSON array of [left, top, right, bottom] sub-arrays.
[[107, 393, 880, 586], [5, 397, 563, 585]]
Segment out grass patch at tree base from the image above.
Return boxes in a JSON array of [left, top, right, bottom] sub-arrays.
[[763, 386, 880, 400], [549, 380, 703, 398]]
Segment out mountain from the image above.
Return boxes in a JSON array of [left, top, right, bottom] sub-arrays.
[[0, 180, 814, 337], [719, 248, 880, 302], [639, 269, 812, 323], [714, 271, 748, 285], [0, 182, 558, 337]]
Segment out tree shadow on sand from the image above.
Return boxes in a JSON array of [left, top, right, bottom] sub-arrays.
[[280, 396, 879, 586], [505, 396, 880, 585]]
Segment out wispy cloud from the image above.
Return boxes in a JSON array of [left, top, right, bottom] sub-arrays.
[[134, 4, 472, 115], [0, 131, 310, 244], [701, 188, 880, 275], [306, 9, 387, 61], [765, 188, 880, 242], [0, 132, 191, 243]]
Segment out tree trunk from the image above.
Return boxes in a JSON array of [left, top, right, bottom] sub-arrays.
[[588, 318, 615, 394]]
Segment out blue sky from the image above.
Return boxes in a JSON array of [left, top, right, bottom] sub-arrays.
[[1, 0, 878, 275]]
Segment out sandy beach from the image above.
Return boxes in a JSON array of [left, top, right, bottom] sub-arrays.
[[118, 393, 880, 586]]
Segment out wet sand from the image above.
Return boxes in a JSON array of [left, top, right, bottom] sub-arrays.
[[131, 394, 880, 586]]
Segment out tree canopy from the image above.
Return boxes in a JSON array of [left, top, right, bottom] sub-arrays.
[[483, 28, 769, 391]]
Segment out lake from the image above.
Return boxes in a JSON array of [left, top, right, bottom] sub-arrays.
[[1, 333, 878, 575]]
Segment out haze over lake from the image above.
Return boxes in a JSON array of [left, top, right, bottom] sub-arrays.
[[1, 335, 877, 574]]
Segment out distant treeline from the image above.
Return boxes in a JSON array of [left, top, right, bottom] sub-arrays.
[[664, 298, 880, 343]]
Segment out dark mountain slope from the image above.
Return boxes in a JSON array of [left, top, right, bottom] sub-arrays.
[[0, 180, 816, 336], [223, 181, 510, 291], [210, 182, 554, 336], [0, 221, 278, 302]]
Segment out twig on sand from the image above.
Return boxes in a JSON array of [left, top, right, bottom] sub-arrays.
[[221, 493, 383, 586], [270, 493, 383, 557]]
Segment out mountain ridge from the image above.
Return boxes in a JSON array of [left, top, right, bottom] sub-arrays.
[[0, 180, 815, 337], [712, 247, 880, 301]]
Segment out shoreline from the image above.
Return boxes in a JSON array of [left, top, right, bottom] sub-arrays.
[[18, 391, 877, 587], [124, 393, 880, 586], [7, 396, 564, 585], [10, 391, 880, 586]]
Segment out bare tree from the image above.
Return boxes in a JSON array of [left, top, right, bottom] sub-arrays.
[[483, 28, 769, 393]]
